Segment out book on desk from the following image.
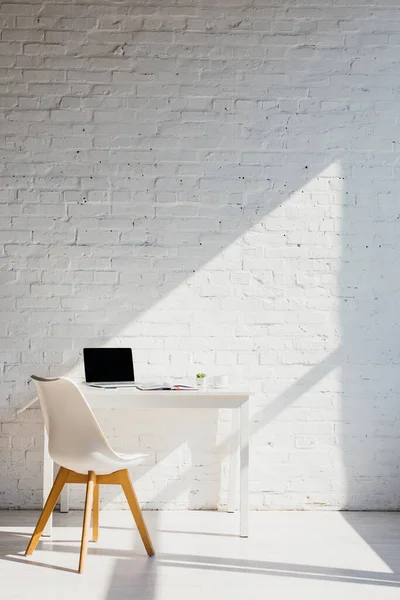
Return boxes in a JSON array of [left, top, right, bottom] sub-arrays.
[[135, 384, 197, 391]]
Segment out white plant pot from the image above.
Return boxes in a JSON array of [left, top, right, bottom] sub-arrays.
[[196, 378, 207, 390]]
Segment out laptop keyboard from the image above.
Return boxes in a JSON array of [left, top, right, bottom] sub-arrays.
[[88, 382, 137, 387]]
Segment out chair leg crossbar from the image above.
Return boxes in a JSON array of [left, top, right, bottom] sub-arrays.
[[25, 467, 154, 573]]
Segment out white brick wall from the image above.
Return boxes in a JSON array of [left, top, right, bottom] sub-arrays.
[[1, 0, 400, 510]]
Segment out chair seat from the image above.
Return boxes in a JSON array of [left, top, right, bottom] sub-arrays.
[[54, 451, 148, 476]]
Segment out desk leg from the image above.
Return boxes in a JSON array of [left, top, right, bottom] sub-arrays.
[[42, 426, 53, 537], [227, 408, 239, 513], [60, 484, 69, 513], [239, 401, 249, 538]]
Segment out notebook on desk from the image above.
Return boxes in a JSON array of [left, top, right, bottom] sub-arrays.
[[83, 347, 138, 388]]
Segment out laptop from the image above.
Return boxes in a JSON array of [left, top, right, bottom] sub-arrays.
[[83, 348, 137, 388]]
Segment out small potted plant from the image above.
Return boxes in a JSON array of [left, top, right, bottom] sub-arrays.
[[196, 372, 207, 389]]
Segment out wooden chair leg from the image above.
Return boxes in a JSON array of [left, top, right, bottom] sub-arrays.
[[92, 484, 99, 542], [78, 471, 96, 574], [120, 469, 155, 556], [25, 467, 70, 556]]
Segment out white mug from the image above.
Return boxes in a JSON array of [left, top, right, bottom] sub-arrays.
[[214, 375, 228, 388]]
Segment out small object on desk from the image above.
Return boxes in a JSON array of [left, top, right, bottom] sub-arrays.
[[214, 374, 229, 388], [196, 373, 207, 389]]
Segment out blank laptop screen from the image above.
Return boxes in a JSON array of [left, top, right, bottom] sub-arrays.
[[83, 348, 135, 383]]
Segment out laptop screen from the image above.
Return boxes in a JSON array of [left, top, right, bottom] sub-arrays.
[[83, 348, 135, 383]]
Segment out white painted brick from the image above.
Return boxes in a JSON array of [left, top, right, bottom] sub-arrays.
[[0, 0, 399, 512]]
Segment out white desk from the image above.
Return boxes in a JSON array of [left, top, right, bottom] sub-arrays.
[[22, 385, 250, 538]]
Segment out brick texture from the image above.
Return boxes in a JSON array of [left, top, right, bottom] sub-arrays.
[[1, 0, 400, 510]]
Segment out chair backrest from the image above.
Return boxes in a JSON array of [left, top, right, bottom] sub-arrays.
[[31, 376, 114, 468]]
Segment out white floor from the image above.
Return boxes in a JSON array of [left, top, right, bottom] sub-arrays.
[[1, 510, 400, 599]]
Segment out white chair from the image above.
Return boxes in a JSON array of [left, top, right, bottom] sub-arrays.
[[25, 375, 154, 573]]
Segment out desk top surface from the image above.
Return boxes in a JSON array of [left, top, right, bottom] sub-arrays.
[[81, 383, 248, 395], [80, 383, 250, 408], [19, 383, 251, 412]]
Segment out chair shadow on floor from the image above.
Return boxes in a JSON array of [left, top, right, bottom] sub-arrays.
[[0, 526, 77, 574], [0, 510, 158, 574], [0, 527, 153, 574]]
